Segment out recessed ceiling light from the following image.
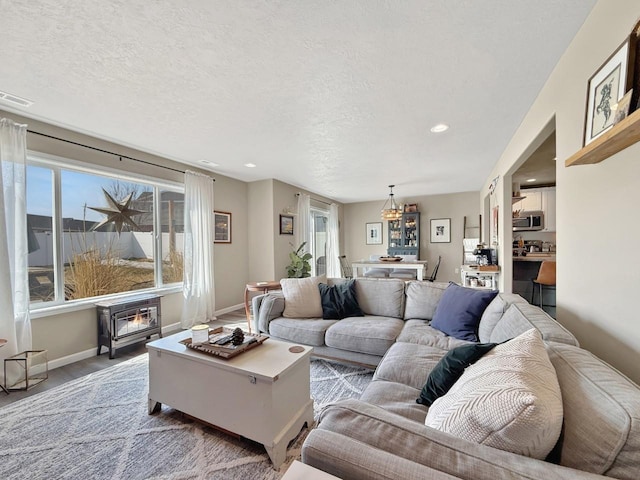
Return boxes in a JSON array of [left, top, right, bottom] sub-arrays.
[[244, 163, 257, 168], [526, 178, 537, 183], [200, 160, 219, 167], [430, 123, 449, 133], [0, 90, 33, 108]]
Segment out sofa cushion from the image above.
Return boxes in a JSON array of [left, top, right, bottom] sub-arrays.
[[425, 329, 563, 460], [403, 281, 448, 320], [477, 293, 528, 343], [354, 278, 406, 319], [359, 379, 427, 424], [318, 280, 363, 320], [256, 293, 285, 333], [396, 320, 472, 351], [489, 302, 578, 346], [268, 318, 337, 346], [546, 342, 640, 479], [417, 342, 498, 406], [281, 275, 325, 318], [373, 342, 447, 390], [431, 283, 498, 341], [325, 316, 404, 356]]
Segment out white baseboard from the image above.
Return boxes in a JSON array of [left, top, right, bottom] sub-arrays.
[[47, 304, 245, 371]]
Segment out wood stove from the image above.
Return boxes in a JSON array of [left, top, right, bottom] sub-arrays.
[[97, 294, 162, 358]]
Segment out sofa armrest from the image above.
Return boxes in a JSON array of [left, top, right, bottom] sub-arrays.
[[302, 430, 462, 480], [309, 399, 607, 480], [251, 292, 284, 333]]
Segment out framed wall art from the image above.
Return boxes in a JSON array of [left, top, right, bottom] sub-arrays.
[[365, 222, 383, 245], [280, 214, 294, 235], [584, 36, 636, 146], [214, 211, 231, 243], [430, 218, 451, 243]]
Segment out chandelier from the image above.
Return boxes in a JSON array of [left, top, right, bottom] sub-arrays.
[[381, 185, 402, 220]]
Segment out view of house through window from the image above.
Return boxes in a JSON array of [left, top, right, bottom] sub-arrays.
[[27, 160, 184, 306], [311, 208, 328, 276]]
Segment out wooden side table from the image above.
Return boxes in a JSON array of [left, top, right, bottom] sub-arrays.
[[0, 339, 8, 394], [244, 281, 281, 333]]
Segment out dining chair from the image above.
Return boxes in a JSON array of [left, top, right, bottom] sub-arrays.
[[338, 255, 353, 279], [364, 254, 389, 278], [425, 256, 442, 282], [388, 254, 418, 279], [531, 260, 556, 308]]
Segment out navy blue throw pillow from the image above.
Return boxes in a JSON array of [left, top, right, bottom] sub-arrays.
[[430, 283, 498, 341], [318, 280, 364, 320], [417, 342, 498, 406]]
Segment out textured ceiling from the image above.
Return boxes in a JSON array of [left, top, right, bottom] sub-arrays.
[[0, 1, 596, 203]]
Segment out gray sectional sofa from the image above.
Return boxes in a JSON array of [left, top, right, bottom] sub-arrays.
[[252, 278, 640, 479]]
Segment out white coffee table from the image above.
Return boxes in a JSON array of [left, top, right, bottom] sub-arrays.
[[146, 330, 314, 469]]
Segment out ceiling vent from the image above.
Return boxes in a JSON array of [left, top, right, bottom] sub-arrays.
[[0, 90, 33, 107]]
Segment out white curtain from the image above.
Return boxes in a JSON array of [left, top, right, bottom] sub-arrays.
[[326, 203, 341, 277], [181, 170, 216, 328], [0, 118, 32, 377], [294, 193, 311, 252]]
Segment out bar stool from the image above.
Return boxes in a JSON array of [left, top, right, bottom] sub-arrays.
[[0, 339, 8, 394], [531, 261, 556, 308]]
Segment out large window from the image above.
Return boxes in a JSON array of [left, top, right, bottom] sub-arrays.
[[27, 156, 184, 307]]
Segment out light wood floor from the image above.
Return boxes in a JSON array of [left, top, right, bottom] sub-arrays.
[[0, 309, 249, 408]]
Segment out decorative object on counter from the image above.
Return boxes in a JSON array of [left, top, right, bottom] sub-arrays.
[[365, 222, 383, 244], [279, 214, 294, 235], [214, 211, 232, 243], [286, 242, 312, 278], [584, 36, 635, 146], [381, 185, 402, 220], [430, 218, 451, 243], [231, 327, 245, 345]]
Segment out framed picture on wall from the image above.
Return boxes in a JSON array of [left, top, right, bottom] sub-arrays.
[[430, 218, 451, 243], [584, 36, 636, 145], [365, 222, 383, 245], [280, 214, 294, 235], [214, 211, 231, 243]]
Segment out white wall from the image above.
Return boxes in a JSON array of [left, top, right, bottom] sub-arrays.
[[481, 0, 640, 383], [344, 191, 479, 283]]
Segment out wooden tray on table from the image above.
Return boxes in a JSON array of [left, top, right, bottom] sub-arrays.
[[180, 326, 268, 359]]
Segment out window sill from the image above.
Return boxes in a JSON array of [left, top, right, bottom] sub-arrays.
[[30, 284, 183, 319]]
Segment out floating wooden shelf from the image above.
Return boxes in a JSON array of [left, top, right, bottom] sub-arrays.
[[565, 108, 640, 167]]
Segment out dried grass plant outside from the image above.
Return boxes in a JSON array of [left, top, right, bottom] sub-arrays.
[[163, 249, 184, 284]]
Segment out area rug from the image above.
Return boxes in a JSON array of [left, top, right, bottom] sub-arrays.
[[0, 354, 373, 479]]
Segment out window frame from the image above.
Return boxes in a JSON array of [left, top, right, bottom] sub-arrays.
[[26, 150, 184, 317]]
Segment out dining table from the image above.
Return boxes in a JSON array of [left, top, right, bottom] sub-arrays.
[[351, 259, 428, 280]]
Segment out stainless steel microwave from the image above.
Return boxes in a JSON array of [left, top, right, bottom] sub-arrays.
[[513, 210, 544, 231]]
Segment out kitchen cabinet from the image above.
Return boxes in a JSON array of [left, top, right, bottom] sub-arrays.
[[513, 187, 556, 232], [388, 212, 420, 258]]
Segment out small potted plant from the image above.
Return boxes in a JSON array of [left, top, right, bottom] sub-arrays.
[[286, 242, 312, 278]]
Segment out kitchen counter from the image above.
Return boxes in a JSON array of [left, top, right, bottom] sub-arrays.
[[513, 254, 556, 262]]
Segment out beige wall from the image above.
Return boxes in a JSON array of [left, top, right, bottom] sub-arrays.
[[247, 179, 344, 282], [344, 192, 480, 283], [1, 109, 250, 362], [481, 0, 640, 383]]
